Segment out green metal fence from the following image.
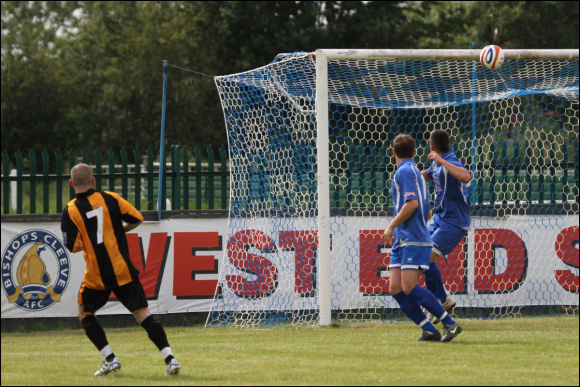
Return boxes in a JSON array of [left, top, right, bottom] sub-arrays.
[[1, 139, 578, 215], [1, 145, 229, 214]]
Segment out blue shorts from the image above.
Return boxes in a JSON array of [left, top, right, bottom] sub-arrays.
[[389, 245, 432, 271], [429, 219, 468, 257]]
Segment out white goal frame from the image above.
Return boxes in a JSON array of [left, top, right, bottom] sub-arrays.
[[315, 49, 579, 326]]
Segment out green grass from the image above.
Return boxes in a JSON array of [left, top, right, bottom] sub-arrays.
[[1, 316, 578, 386]]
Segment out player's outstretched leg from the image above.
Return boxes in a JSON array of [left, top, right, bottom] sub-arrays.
[[424, 251, 457, 324], [138, 313, 181, 376], [424, 260, 448, 303], [80, 314, 121, 376], [407, 285, 463, 342], [393, 291, 442, 342]]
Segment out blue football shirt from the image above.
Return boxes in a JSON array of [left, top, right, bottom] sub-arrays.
[[391, 158, 432, 250], [427, 149, 471, 229]]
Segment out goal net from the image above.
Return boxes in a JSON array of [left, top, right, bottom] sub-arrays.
[[206, 49, 579, 327]]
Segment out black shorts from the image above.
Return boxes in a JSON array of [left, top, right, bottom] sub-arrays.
[[79, 280, 148, 314]]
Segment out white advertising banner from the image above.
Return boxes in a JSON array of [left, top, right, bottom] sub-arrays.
[[2, 216, 578, 318]]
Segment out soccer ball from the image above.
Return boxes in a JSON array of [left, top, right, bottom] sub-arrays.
[[480, 45, 504, 70]]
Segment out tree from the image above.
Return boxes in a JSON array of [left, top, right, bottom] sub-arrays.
[[1, 1, 578, 155], [1, 1, 82, 153], [472, 1, 579, 48]]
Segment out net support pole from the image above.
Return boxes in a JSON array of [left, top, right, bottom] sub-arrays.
[[471, 42, 478, 205], [315, 50, 331, 327], [157, 60, 168, 221]]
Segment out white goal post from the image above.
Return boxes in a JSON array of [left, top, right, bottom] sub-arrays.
[[208, 48, 579, 328]]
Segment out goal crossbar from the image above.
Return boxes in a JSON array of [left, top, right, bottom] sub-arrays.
[[317, 49, 579, 61]]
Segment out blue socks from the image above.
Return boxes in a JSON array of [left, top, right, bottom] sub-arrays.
[[408, 285, 455, 326], [393, 292, 438, 333], [424, 262, 447, 303]]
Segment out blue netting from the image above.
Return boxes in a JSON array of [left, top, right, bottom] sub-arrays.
[[207, 52, 579, 327]]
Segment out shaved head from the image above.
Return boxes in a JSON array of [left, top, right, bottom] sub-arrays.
[[70, 163, 94, 189]]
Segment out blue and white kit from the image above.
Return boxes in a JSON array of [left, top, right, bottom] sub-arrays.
[[426, 149, 471, 256], [389, 158, 432, 271]]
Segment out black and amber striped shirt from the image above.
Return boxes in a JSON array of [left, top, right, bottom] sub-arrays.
[[61, 189, 144, 290]]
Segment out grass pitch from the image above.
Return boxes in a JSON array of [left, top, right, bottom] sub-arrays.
[[1, 315, 578, 386]]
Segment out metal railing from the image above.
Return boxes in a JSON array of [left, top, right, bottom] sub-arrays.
[[2, 138, 578, 215], [1, 145, 229, 214]]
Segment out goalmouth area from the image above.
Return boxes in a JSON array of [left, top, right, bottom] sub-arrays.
[[1, 49, 578, 332]]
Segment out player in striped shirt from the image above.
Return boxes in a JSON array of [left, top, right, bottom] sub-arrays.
[[61, 163, 181, 376]]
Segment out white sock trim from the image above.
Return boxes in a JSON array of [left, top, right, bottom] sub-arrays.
[[439, 311, 449, 320], [160, 347, 173, 359], [100, 344, 113, 359], [419, 319, 430, 327]]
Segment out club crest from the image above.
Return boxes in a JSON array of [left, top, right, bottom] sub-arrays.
[[2, 230, 70, 311]]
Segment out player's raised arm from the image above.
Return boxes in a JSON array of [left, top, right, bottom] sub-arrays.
[[428, 151, 471, 183]]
